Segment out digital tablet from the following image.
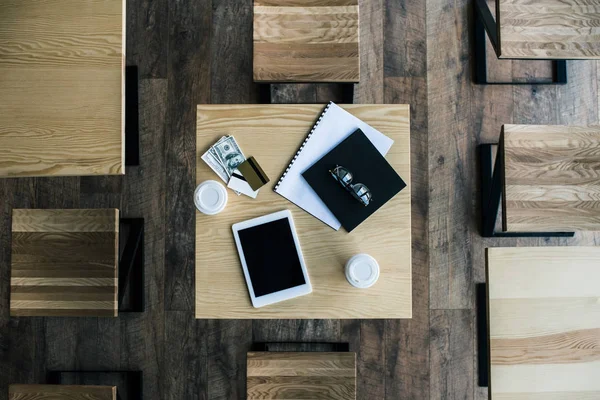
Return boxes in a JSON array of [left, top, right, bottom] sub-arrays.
[[232, 210, 312, 308]]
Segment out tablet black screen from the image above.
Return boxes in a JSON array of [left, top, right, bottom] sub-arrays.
[[237, 217, 306, 297]]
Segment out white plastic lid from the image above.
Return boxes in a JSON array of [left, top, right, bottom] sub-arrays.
[[194, 180, 228, 215], [345, 254, 380, 289]]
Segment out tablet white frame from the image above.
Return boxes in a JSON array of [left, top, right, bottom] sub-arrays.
[[232, 209, 312, 308]]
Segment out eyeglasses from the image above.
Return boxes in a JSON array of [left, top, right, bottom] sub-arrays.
[[329, 165, 372, 206]]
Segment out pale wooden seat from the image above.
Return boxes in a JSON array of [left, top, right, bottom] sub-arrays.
[[10, 209, 120, 317], [473, 0, 600, 84], [9, 384, 116, 400], [485, 247, 600, 399], [497, 0, 600, 60], [247, 352, 356, 399], [253, 0, 360, 83], [502, 124, 600, 232]]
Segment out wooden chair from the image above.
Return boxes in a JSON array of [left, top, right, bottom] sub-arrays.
[[9, 384, 116, 400], [247, 351, 356, 399], [253, 0, 359, 103], [473, 0, 600, 84], [483, 247, 600, 399], [480, 124, 600, 237], [10, 209, 144, 317], [253, 0, 360, 83]]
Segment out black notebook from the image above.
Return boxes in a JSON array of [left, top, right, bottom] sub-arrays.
[[302, 128, 406, 232]]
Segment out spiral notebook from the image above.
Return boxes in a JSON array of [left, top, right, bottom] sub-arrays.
[[274, 102, 394, 230]]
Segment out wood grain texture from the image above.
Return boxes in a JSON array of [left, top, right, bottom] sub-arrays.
[[10, 209, 119, 317], [498, 0, 600, 59], [163, 0, 210, 312], [8, 384, 115, 400], [427, 0, 474, 310], [118, 79, 167, 399], [385, 1, 430, 400], [0, 0, 125, 177], [501, 124, 600, 232], [195, 104, 411, 319], [246, 352, 356, 400], [430, 310, 474, 400], [486, 247, 600, 399], [253, 1, 360, 82]]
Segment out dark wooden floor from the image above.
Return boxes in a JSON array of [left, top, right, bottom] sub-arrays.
[[1, 0, 598, 399]]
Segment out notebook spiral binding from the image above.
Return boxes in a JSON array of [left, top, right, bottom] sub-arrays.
[[274, 102, 333, 191]]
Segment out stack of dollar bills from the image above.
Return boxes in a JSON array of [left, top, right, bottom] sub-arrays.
[[202, 135, 256, 196]]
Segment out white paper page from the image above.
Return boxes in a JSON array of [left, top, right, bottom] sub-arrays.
[[275, 103, 394, 230]]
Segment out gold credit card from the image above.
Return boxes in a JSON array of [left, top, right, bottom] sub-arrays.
[[238, 156, 270, 191]]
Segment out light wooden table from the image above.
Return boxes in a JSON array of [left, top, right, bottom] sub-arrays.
[[10, 209, 120, 317], [9, 384, 116, 400], [247, 352, 356, 399], [195, 104, 411, 319], [0, 0, 125, 177], [486, 247, 600, 399], [253, 0, 360, 83], [502, 124, 600, 232]]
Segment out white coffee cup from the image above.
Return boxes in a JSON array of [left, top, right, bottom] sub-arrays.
[[345, 254, 380, 289], [194, 180, 228, 215]]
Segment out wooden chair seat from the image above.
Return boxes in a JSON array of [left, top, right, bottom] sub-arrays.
[[9, 384, 116, 400], [247, 352, 356, 399], [502, 124, 600, 232], [497, 0, 600, 59], [486, 247, 600, 399], [253, 0, 360, 83], [10, 209, 120, 317]]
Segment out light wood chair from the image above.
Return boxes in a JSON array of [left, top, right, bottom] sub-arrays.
[[253, 0, 359, 103], [480, 124, 600, 237], [247, 351, 356, 399], [253, 0, 360, 83], [473, 0, 600, 84], [482, 247, 600, 399], [10, 209, 144, 317]]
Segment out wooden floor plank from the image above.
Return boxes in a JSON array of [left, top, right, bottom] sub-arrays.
[[355, 0, 384, 103], [341, 320, 385, 400], [164, 0, 211, 312], [384, 0, 429, 399], [164, 312, 206, 400], [430, 310, 474, 400], [426, 0, 473, 310], [119, 79, 168, 400], [207, 320, 252, 399], [212, 0, 255, 104]]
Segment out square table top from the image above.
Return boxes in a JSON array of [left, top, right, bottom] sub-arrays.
[[486, 247, 600, 399], [9, 385, 116, 400], [501, 124, 600, 232], [247, 352, 356, 399], [10, 209, 120, 317], [0, 0, 125, 177], [253, 0, 360, 83], [497, 0, 600, 59], [195, 104, 411, 319]]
